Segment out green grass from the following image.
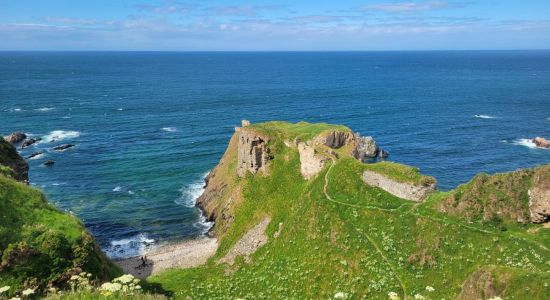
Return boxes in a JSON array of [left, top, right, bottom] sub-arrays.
[[148, 122, 550, 299], [251, 121, 350, 141], [0, 175, 120, 296]]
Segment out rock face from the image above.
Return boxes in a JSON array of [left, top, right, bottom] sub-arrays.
[[362, 170, 435, 202], [528, 165, 550, 223], [352, 135, 380, 160], [236, 127, 271, 177], [218, 217, 271, 265], [313, 130, 388, 161], [0, 136, 29, 182], [298, 143, 327, 180], [314, 130, 354, 148], [5, 132, 26, 144], [533, 137, 550, 149]]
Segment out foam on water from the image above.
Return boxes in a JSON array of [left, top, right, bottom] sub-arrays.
[[112, 186, 122, 192], [175, 171, 209, 208], [36, 107, 55, 112], [511, 138, 538, 149], [162, 127, 177, 132], [42, 130, 80, 142], [104, 233, 156, 259], [474, 114, 496, 119]]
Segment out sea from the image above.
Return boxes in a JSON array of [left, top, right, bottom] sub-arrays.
[[1, 51, 549, 259]]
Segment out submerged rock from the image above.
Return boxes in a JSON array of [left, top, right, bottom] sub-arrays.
[[5, 132, 27, 144], [21, 138, 40, 148], [44, 160, 55, 166], [53, 144, 75, 151], [533, 137, 550, 149], [26, 151, 44, 159]]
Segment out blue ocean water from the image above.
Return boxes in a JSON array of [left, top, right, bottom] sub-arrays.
[[1, 51, 549, 258]]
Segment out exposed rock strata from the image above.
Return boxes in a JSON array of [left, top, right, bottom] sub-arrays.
[[314, 130, 354, 148], [0, 136, 29, 182], [528, 165, 550, 223], [236, 127, 271, 177], [533, 136, 550, 148], [5, 132, 26, 144], [298, 142, 327, 180], [362, 170, 435, 202], [313, 130, 388, 161]]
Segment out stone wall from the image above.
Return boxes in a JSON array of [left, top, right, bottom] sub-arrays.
[[297, 143, 327, 180], [362, 170, 435, 202], [236, 128, 271, 177]]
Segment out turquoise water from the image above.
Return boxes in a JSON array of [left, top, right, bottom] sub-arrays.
[[1, 51, 549, 258]]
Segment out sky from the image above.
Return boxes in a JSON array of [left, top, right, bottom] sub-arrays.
[[1, 0, 549, 51]]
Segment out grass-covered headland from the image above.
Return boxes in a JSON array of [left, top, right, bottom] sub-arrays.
[[1, 122, 549, 300]]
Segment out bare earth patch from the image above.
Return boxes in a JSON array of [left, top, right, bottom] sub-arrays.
[[116, 237, 218, 279], [218, 217, 271, 266]]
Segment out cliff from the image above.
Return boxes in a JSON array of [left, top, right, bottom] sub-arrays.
[[156, 121, 549, 300], [0, 142, 119, 297]]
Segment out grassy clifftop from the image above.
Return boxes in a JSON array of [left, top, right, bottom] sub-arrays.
[[0, 141, 120, 298], [150, 121, 550, 300]]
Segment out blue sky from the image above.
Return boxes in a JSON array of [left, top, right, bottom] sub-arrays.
[[1, 0, 549, 50]]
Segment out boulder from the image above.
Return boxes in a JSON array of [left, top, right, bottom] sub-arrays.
[[53, 144, 75, 151], [5, 132, 26, 144], [298, 142, 327, 180], [0, 136, 29, 182], [26, 151, 44, 159], [236, 128, 270, 177], [528, 165, 550, 223], [241, 119, 251, 127], [352, 135, 379, 160], [21, 138, 40, 149], [533, 137, 550, 149]]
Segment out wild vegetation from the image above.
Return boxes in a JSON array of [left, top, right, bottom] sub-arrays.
[[1, 122, 548, 299]]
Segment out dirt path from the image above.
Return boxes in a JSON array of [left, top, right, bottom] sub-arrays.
[[116, 237, 218, 279], [322, 157, 409, 298]]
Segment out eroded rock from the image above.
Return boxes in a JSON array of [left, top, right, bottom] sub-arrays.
[[528, 165, 550, 223], [533, 137, 550, 149], [21, 138, 40, 148], [53, 144, 75, 151], [352, 135, 379, 160], [5, 132, 26, 145], [298, 142, 327, 180], [218, 217, 271, 266], [314, 130, 354, 148], [0, 136, 29, 182], [362, 170, 435, 202], [236, 128, 270, 177]]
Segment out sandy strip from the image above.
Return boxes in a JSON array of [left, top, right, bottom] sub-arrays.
[[115, 237, 218, 279]]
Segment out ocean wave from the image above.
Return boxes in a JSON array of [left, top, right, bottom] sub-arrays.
[[511, 138, 538, 149], [36, 107, 55, 112], [104, 233, 156, 259], [162, 127, 177, 132], [112, 186, 122, 192], [42, 130, 80, 142], [193, 213, 214, 234], [175, 171, 209, 208], [474, 114, 496, 119]]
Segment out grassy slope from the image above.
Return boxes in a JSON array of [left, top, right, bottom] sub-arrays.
[[149, 122, 550, 300], [0, 174, 120, 296]]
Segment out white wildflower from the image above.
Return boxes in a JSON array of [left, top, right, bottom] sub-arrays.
[[70, 275, 79, 281], [0, 286, 10, 293], [115, 274, 135, 284], [414, 294, 425, 300], [388, 291, 400, 300], [101, 282, 122, 292], [426, 286, 435, 292], [9, 297, 21, 300], [334, 291, 348, 299], [488, 297, 503, 300], [22, 288, 35, 296]]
